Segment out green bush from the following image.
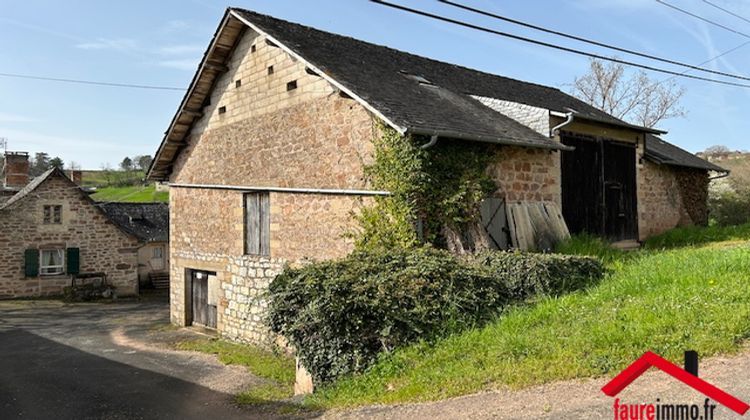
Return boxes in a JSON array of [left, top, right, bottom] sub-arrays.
[[709, 190, 750, 227], [474, 251, 605, 300], [267, 247, 603, 385]]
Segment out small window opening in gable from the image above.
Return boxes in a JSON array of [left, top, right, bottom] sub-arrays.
[[286, 80, 297, 91], [235, 79, 242, 88], [43, 205, 62, 225], [251, 44, 256, 53], [267, 65, 274, 75], [218, 106, 227, 114]]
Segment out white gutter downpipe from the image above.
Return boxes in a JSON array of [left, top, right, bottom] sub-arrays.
[[421, 135, 439, 149], [550, 112, 575, 138]]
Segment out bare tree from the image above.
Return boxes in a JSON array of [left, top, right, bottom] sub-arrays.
[[703, 145, 732, 157], [571, 59, 686, 128]]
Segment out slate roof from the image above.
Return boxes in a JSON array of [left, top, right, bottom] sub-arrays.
[[99, 203, 169, 243], [0, 168, 57, 209], [232, 8, 662, 136], [645, 135, 727, 172], [148, 8, 718, 179]]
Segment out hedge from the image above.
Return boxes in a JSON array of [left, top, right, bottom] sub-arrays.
[[267, 247, 603, 385]]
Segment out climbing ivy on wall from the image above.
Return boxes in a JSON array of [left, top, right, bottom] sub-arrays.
[[355, 124, 497, 251]]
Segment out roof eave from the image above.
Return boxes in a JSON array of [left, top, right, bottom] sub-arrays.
[[147, 10, 239, 181], [549, 111, 667, 135], [405, 127, 573, 151]]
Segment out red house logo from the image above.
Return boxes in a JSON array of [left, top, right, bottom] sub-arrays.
[[602, 351, 749, 415]]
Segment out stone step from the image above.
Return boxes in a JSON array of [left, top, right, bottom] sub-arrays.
[[611, 240, 641, 251]]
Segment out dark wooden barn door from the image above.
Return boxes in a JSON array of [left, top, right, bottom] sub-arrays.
[[561, 134, 638, 242], [602, 142, 638, 241], [191, 271, 217, 328], [561, 136, 603, 236]]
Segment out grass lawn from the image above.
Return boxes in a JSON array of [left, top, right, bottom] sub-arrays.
[[304, 235, 750, 409], [91, 185, 168, 203], [175, 339, 296, 405]]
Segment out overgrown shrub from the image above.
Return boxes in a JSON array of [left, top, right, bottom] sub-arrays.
[[474, 251, 605, 300], [267, 247, 603, 384], [709, 189, 750, 227]]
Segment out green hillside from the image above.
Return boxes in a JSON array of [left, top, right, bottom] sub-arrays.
[[90, 185, 168, 203]]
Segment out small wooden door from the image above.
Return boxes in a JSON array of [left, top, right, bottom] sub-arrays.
[[191, 271, 217, 328]]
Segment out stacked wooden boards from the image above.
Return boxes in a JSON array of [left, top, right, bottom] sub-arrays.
[[506, 202, 571, 251]]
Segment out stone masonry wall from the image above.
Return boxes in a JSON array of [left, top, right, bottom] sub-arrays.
[[0, 173, 139, 298], [171, 28, 374, 189], [169, 187, 366, 344], [486, 146, 562, 204], [637, 161, 709, 239]]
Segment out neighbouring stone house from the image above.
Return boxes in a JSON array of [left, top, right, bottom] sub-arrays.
[[0, 165, 140, 298], [147, 9, 726, 343], [100, 203, 170, 289]]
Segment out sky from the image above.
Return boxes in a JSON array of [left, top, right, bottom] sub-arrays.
[[1, 0, 749, 169]]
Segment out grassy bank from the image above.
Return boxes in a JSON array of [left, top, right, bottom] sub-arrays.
[[306, 240, 750, 408], [175, 339, 296, 404], [91, 185, 168, 203]]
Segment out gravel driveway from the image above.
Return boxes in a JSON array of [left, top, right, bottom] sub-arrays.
[[0, 297, 290, 420], [326, 347, 750, 419]]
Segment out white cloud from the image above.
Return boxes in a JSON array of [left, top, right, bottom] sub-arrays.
[[75, 38, 138, 51], [157, 59, 199, 71]]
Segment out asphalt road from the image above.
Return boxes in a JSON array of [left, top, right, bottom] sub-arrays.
[[0, 298, 285, 420]]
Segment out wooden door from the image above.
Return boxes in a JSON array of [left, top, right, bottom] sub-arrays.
[[191, 271, 217, 328], [603, 142, 638, 241], [561, 135, 604, 236], [561, 134, 638, 241]]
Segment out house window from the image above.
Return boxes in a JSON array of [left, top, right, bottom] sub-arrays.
[[43, 205, 62, 224], [244, 192, 270, 255], [153, 246, 164, 259], [40, 249, 65, 276], [286, 80, 297, 91]]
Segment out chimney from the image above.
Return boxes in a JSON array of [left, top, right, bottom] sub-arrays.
[[3, 152, 30, 190], [68, 170, 83, 185]]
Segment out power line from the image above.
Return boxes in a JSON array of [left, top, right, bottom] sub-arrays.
[[0, 72, 185, 91], [370, 0, 750, 88], [439, 0, 750, 82], [701, 0, 750, 26], [655, 0, 750, 39]]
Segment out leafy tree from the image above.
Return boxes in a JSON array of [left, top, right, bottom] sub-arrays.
[[120, 157, 133, 172], [135, 155, 153, 171], [30, 152, 50, 176], [571, 58, 686, 128], [49, 157, 64, 170]]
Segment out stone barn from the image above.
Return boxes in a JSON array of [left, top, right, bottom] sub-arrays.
[[147, 8, 725, 343]]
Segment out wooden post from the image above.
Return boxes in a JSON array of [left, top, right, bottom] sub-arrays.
[[685, 350, 698, 377]]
